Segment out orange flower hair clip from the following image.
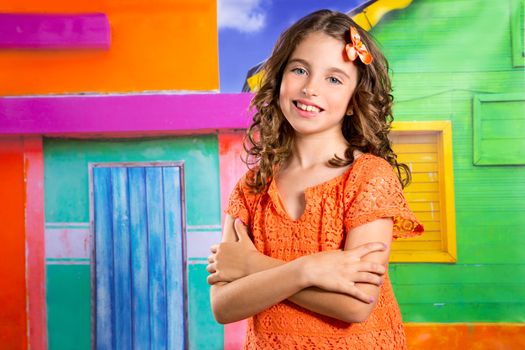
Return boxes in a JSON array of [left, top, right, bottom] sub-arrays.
[[345, 26, 373, 65]]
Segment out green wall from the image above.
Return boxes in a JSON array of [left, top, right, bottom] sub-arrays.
[[44, 136, 223, 349], [373, 0, 525, 322]]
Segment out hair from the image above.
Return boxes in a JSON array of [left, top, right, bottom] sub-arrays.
[[244, 9, 411, 192]]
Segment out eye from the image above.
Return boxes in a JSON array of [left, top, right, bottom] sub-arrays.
[[328, 76, 342, 85], [291, 67, 307, 75]]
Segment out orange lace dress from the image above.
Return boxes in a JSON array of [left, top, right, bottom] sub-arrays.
[[226, 153, 424, 350]]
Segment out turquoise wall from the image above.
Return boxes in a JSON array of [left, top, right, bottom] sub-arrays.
[[374, 0, 525, 322], [44, 136, 223, 349]]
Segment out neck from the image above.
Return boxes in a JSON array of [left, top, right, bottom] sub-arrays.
[[288, 132, 349, 169]]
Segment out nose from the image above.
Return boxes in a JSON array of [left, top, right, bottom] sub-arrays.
[[302, 87, 318, 96], [302, 79, 318, 97]]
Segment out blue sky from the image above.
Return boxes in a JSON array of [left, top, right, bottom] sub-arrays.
[[218, 0, 372, 92]]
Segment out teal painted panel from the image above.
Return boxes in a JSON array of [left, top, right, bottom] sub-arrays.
[[44, 136, 220, 226], [47, 265, 90, 350], [187, 264, 223, 350], [473, 93, 525, 165]]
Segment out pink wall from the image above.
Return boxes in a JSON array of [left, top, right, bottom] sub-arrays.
[[218, 132, 249, 349]]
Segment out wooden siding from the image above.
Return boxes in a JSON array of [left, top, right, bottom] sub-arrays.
[[44, 137, 222, 349], [92, 165, 186, 349], [373, 0, 525, 322]]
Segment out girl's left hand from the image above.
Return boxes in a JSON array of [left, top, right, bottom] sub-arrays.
[[207, 219, 259, 285]]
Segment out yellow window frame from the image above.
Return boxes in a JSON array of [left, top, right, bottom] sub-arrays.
[[389, 121, 457, 263]]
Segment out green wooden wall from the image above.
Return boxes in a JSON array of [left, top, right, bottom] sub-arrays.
[[44, 137, 223, 350], [373, 0, 525, 322]]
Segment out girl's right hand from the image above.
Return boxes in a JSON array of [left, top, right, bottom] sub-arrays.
[[300, 242, 387, 303]]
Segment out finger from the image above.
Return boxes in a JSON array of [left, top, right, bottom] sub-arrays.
[[354, 272, 382, 286], [358, 261, 386, 275], [207, 272, 232, 285], [207, 273, 218, 285], [345, 285, 375, 304], [206, 263, 216, 274], [350, 242, 387, 258], [210, 245, 218, 253], [234, 218, 250, 242]]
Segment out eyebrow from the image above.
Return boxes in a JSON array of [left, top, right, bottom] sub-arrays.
[[287, 58, 351, 80]]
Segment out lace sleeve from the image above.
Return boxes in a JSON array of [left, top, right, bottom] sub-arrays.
[[344, 158, 424, 239], [225, 175, 252, 227]]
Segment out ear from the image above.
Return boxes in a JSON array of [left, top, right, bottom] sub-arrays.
[[346, 102, 354, 116]]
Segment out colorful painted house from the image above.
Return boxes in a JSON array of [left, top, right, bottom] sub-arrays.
[[0, 0, 524, 349]]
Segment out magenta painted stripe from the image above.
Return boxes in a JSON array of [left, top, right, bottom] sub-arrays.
[[0, 13, 110, 49], [0, 93, 253, 135]]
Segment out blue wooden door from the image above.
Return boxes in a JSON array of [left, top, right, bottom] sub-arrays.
[[92, 165, 187, 349]]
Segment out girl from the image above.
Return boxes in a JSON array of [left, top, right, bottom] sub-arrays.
[[207, 9, 424, 349]]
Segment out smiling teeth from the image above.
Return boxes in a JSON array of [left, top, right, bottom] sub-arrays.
[[297, 102, 320, 113]]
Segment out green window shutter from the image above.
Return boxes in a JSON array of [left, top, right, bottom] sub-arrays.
[[473, 93, 525, 165]]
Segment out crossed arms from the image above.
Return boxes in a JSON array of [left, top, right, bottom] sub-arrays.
[[208, 214, 393, 324]]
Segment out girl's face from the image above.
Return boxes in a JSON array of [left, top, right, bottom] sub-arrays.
[[279, 31, 359, 138]]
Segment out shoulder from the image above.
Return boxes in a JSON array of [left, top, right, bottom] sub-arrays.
[[226, 167, 263, 225], [342, 153, 401, 201], [349, 153, 397, 185], [357, 153, 393, 174], [232, 167, 265, 200]]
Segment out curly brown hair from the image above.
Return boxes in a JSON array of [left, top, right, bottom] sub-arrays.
[[244, 9, 411, 192]]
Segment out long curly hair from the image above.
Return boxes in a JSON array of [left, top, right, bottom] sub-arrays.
[[244, 9, 411, 192]]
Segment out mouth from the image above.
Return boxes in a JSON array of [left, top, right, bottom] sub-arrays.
[[293, 100, 324, 113]]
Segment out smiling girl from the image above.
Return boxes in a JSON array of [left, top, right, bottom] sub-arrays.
[[207, 9, 424, 349]]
